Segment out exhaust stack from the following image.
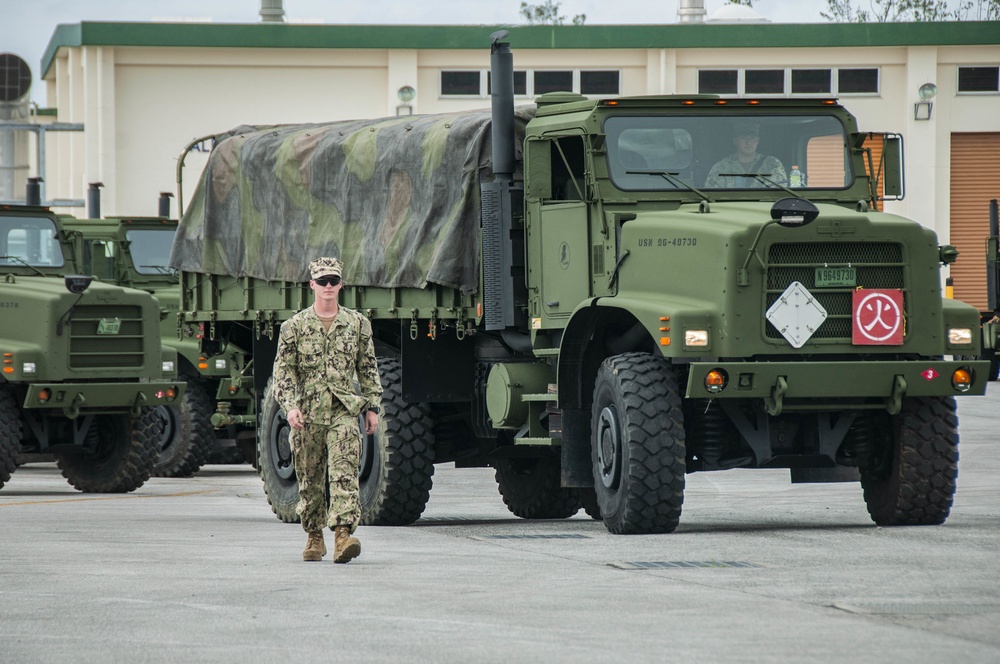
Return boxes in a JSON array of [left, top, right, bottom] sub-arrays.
[[87, 182, 103, 219]]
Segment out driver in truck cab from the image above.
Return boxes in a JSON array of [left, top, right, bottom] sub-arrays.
[[705, 122, 788, 189]]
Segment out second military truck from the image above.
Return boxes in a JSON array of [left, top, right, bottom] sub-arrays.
[[171, 36, 987, 534]]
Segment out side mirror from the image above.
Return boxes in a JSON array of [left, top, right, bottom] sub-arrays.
[[881, 134, 904, 200]]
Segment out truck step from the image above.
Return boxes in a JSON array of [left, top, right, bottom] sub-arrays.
[[521, 393, 558, 402], [513, 437, 557, 446]]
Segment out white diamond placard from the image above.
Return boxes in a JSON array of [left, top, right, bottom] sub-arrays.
[[766, 281, 828, 348]]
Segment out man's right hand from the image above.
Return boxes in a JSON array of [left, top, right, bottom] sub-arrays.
[[286, 408, 305, 430]]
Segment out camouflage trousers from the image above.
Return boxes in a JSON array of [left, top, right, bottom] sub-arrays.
[[290, 410, 362, 534]]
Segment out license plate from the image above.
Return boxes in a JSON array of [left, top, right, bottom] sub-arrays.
[[97, 318, 122, 335], [815, 267, 856, 287]]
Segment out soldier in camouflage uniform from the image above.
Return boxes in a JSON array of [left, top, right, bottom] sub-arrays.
[[705, 123, 787, 189], [272, 257, 383, 563]]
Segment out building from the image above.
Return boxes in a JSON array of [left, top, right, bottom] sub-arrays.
[[23, 19, 1000, 307]]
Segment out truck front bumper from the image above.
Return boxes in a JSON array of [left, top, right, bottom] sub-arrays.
[[22, 381, 184, 418], [686, 360, 988, 415]]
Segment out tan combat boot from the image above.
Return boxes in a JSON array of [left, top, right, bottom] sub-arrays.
[[333, 526, 361, 564], [303, 531, 326, 562]]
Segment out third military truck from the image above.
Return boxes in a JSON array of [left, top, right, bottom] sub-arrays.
[[171, 36, 987, 534]]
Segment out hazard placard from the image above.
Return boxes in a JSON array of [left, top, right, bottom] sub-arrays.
[[852, 289, 904, 345]]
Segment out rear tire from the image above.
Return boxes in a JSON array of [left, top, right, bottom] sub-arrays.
[[153, 377, 214, 478], [57, 409, 160, 493], [360, 357, 435, 526], [861, 396, 958, 526], [591, 353, 686, 534], [0, 387, 22, 490], [494, 455, 580, 519], [257, 379, 300, 523]]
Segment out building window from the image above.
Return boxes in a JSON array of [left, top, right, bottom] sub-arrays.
[[745, 69, 784, 95], [698, 67, 878, 97], [444, 68, 619, 97], [534, 70, 574, 95], [838, 68, 879, 94], [791, 69, 831, 94], [581, 70, 620, 95], [958, 66, 1000, 93], [487, 71, 528, 96], [440, 70, 481, 96], [699, 70, 738, 95]]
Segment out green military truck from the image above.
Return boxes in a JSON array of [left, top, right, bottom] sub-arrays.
[[171, 36, 987, 534], [0, 201, 183, 493], [60, 214, 252, 476]]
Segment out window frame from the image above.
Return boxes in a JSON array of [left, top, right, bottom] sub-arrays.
[[957, 65, 1000, 95], [696, 66, 881, 97]]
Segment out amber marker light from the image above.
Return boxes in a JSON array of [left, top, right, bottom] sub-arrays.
[[38, 388, 51, 404], [228, 383, 239, 396], [3, 352, 13, 374], [682, 100, 695, 106], [746, 100, 760, 105], [166, 386, 179, 402], [714, 100, 728, 105], [952, 368, 972, 392], [705, 369, 728, 394], [198, 356, 209, 370]]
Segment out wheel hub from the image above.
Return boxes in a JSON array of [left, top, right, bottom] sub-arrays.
[[270, 414, 295, 481], [597, 405, 622, 489]]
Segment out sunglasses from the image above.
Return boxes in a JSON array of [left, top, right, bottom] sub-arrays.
[[314, 276, 342, 287]]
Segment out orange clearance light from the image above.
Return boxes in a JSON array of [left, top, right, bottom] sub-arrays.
[[682, 100, 695, 106], [746, 100, 760, 105], [228, 383, 239, 395], [823, 99, 837, 105], [660, 337, 671, 346], [952, 368, 972, 392], [38, 388, 51, 404], [606, 100, 619, 106], [476, 302, 483, 318], [166, 387, 178, 401], [705, 369, 728, 394], [198, 356, 209, 370], [2, 353, 12, 374], [714, 100, 728, 105]]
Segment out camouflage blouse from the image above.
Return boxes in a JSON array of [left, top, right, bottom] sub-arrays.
[[272, 306, 382, 424]]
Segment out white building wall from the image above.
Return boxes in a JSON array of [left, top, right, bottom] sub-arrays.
[[40, 37, 1000, 233]]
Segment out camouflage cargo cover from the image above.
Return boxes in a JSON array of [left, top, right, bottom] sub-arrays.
[[169, 107, 535, 292]]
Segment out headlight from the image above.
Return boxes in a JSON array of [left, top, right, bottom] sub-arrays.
[[948, 328, 973, 345], [22, 362, 36, 375], [215, 359, 227, 370], [162, 361, 176, 374], [685, 329, 709, 347]]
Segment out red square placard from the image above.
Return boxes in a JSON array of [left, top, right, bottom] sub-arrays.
[[852, 289, 904, 345]]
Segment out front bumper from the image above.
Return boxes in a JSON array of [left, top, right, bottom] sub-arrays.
[[22, 381, 184, 418], [686, 360, 988, 413]]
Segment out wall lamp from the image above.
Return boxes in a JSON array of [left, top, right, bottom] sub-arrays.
[[914, 82, 937, 121], [396, 85, 416, 116]]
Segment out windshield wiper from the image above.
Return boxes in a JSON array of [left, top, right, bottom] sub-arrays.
[[718, 173, 802, 198], [0, 255, 48, 277], [626, 170, 714, 202]]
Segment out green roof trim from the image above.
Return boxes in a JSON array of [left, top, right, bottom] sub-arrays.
[[41, 20, 1000, 80]]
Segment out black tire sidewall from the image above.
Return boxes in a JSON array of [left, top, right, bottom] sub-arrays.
[[256, 379, 300, 523]]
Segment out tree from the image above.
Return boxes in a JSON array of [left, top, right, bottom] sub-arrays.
[[821, 0, 999, 21], [519, 1, 587, 25]]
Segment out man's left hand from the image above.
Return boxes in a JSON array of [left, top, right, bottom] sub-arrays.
[[364, 410, 379, 435]]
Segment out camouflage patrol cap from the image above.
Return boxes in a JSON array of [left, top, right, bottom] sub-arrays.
[[309, 257, 343, 280]]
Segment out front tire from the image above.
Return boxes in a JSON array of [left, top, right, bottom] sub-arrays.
[[861, 396, 958, 526], [360, 357, 435, 526], [56, 409, 160, 493], [494, 455, 580, 519], [0, 387, 22, 490], [257, 379, 300, 523], [591, 353, 686, 534]]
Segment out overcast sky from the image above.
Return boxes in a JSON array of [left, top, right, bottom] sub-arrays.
[[2, 0, 830, 105]]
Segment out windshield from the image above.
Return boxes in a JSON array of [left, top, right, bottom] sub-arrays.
[[0, 216, 64, 267], [605, 114, 851, 192], [125, 228, 176, 275]]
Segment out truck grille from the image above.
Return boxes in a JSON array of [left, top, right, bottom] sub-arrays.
[[764, 242, 905, 342], [69, 305, 144, 369]]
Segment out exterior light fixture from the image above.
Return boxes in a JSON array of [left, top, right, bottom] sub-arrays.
[[397, 85, 416, 116], [914, 82, 937, 121]]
